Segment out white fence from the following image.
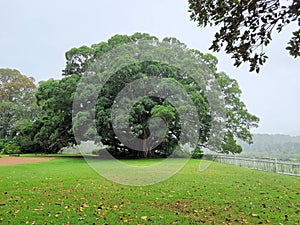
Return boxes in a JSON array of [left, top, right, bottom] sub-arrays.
[[203, 154, 300, 177]]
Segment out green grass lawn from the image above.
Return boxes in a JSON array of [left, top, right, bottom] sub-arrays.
[[0, 157, 299, 224]]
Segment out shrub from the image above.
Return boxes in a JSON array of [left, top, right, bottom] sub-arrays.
[[2, 143, 21, 155], [191, 148, 203, 159], [92, 148, 102, 155]]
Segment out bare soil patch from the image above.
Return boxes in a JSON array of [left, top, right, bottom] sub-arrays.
[[0, 157, 57, 166]]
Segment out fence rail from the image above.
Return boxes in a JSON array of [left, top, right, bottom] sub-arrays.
[[203, 154, 300, 177]]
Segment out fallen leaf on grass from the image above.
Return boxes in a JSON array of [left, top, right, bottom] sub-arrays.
[[141, 216, 147, 220], [14, 209, 20, 216], [81, 203, 89, 208]]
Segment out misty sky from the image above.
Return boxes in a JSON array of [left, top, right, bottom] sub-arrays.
[[1, 0, 299, 135]]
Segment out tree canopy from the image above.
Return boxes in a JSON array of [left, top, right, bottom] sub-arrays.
[[70, 33, 258, 157], [189, 0, 300, 73]]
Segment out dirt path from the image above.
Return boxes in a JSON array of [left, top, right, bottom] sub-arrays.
[[0, 157, 57, 166]]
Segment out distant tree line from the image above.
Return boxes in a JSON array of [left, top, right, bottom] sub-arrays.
[[238, 134, 300, 160]]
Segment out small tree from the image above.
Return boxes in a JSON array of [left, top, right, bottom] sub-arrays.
[[18, 75, 80, 154]]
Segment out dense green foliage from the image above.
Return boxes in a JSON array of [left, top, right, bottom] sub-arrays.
[[19, 75, 80, 153], [9, 33, 259, 156], [70, 33, 258, 157], [85, 60, 212, 158], [0, 141, 20, 154], [0, 158, 299, 224], [189, 0, 300, 73]]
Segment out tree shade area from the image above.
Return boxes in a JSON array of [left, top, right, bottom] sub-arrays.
[[188, 0, 300, 73], [1, 33, 259, 157]]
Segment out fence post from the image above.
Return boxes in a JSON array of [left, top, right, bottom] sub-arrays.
[[275, 158, 278, 173]]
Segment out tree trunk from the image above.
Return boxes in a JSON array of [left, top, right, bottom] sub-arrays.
[[142, 138, 149, 158]]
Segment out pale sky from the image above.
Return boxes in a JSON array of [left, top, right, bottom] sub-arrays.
[[1, 0, 299, 135]]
